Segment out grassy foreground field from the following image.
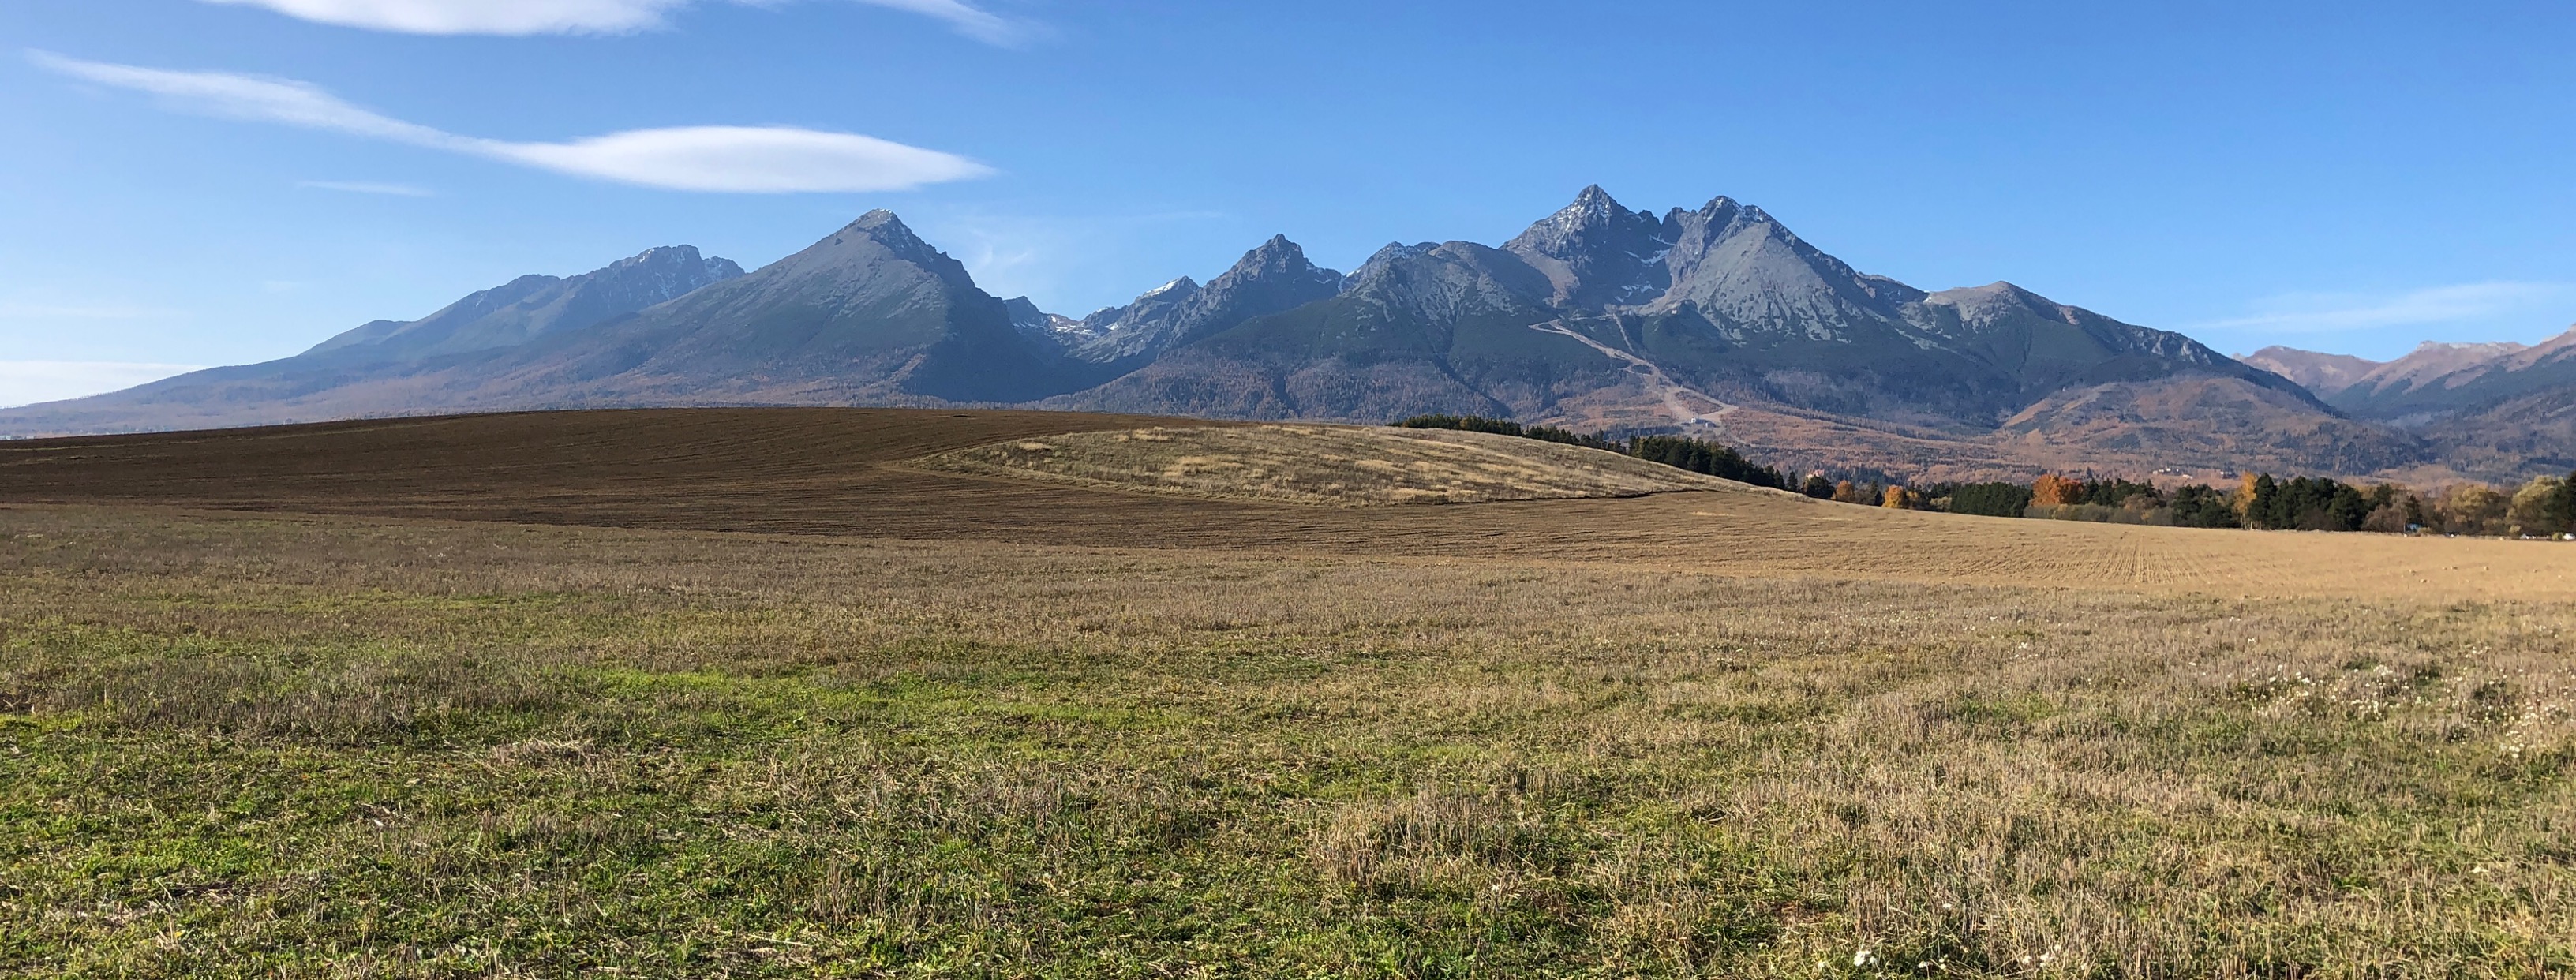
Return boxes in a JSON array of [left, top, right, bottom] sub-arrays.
[[3, 506, 2572, 978], [2, 410, 2574, 977]]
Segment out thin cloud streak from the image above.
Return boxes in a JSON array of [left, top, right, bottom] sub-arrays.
[[193, 0, 1033, 44], [2197, 282, 2575, 335], [300, 180, 436, 196], [32, 52, 994, 193], [850, 0, 1029, 46]]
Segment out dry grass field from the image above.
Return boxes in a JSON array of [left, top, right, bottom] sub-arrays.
[[3, 408, 2574, 977], [920, 424, 1742, 505]]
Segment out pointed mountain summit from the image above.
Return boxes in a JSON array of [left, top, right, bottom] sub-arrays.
[[1503, 185, 1675, 309], [1066, 234, 1346, 365], [473, 210, 1085, 405], [1648, 196, 1925, 338]]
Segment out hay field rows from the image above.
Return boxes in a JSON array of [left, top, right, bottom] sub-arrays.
[[2, 409, 2574, 976]]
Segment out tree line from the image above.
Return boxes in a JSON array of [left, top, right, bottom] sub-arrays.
[[1389, 415, 2576, 540], [1904, 471, 2576, 537], [1393, 415, 1790, 489]]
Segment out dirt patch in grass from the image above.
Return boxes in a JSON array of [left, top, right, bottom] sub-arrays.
[[918, 424, 1749, 506]]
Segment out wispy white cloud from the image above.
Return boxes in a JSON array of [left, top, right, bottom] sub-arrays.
[[32, 52, 994, 193], [0, 361, 208, 409], [848, 0, 1029, 46], [299, 179, 436, 196], [197, 0, 696, 35], [2199, 282, 2576, 334], [193, 0, 1032, 44]]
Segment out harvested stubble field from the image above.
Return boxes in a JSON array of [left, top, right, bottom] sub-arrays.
[[2, 409, 2574, 977]]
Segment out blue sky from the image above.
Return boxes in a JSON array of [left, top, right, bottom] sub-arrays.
[[6, 1, 2576, 405]]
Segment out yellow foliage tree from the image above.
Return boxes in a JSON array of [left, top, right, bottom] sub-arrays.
[[1882, 485, 1919, 509], [2509, 477, 2565, 535], [2443, 484, 2507, 535], [2031, 473, 2084, 507]]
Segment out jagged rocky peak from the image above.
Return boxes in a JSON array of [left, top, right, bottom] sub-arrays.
[[815, 210, 953, 267], [1646, 193, 1919, 323], [1233, 234, 1319, 275], [757, 208, 994, 298], [1515, 185, 1663, 244], [1503, 186, 1676, 309], [616, 245, 744, 280], [1209, 235, 1342, 294], [1144, 277, 1201, 301], [1003, 297, 1088, 340], [1069, 234, 1349, 363]]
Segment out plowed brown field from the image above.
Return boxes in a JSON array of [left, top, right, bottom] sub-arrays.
[[3, 407, 2569, 600]]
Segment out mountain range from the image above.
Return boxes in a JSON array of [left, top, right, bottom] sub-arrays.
[[2244, 335, 2576, 480], [6, 188, 2563, 483]]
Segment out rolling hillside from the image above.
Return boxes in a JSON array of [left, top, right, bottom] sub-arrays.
[[4, 408, 2566, 600]]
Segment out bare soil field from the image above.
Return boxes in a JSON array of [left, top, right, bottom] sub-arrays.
[[2, 407, 2569, 600]]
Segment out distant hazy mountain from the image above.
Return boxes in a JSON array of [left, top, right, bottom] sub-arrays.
[[2235, 333, 2576, 481], [3, 187, 2529, 481], [2338, 332, 2576, 481], [306, 246, 745, 363], [2238, 346, 2382, 397], [444, 210, 1088, 406], [0, 245, 743, 434], [2328, 336, 2565, 421]]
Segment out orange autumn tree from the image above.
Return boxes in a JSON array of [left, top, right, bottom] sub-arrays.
[[2031, 473, 2085, 507]]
